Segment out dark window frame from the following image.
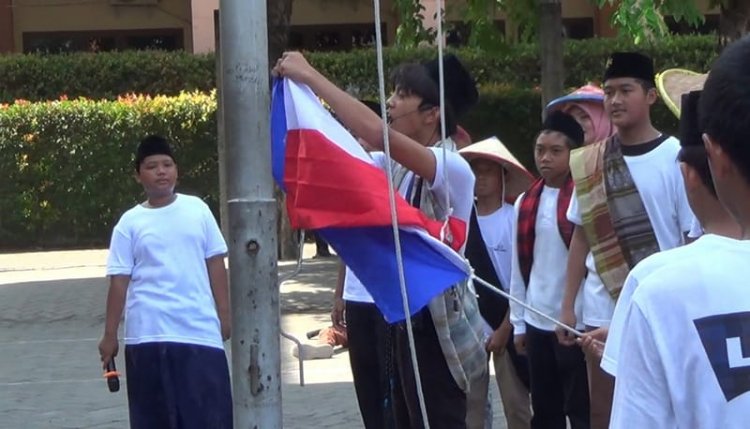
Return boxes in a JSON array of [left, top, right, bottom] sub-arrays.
[[22, 28, 184, 54]]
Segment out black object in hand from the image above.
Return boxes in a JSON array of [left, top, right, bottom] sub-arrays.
[[104, 359, 120, 393]]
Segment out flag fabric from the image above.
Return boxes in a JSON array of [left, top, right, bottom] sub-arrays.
[[270, 78, 471, 322]]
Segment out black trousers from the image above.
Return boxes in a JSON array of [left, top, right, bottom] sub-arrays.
[[392, 309, 466, 429], [346, 301, 394, 429], [526, 324, 590, 429]]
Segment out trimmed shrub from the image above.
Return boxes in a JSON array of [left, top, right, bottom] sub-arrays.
[[0, 92, 218, 250], [0, 35, 718, 103]]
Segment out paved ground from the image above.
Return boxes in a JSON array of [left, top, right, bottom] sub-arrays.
[[0, 245, 506, 428]]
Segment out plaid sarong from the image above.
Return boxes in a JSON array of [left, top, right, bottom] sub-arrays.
[[570, 136, 659, 299], [516, 176, 575, 287]]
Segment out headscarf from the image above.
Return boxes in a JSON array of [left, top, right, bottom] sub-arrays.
[[546, 84, 614, 145]]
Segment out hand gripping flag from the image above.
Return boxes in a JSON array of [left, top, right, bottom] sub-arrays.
[[271, 78, 471, 322]]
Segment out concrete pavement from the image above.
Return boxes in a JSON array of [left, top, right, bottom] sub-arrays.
[[0, 246, 507, 428]]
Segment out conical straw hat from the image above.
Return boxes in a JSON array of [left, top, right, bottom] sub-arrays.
[[459, 136, 534, 201], [656, 68, 708, 118]]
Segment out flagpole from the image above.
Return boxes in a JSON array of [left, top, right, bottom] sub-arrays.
[[219, 0, 281, 427]]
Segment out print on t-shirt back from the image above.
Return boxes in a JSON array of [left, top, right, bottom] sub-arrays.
[[694, 311, 750, 401]]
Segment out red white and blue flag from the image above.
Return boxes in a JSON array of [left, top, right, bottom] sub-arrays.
[[271, 78, 470, 322]]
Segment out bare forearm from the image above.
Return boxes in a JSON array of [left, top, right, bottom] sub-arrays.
[[334, 262, 346, 300], [562, 226, 589, 310], [207, 256, 230, 319], [104, 276, 129, 337]]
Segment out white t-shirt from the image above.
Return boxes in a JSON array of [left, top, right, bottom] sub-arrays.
[[602, 234, 716, 376], [609, 234, 750, 428], [688, 216, 704, 238], [342, 266, 374, 303], [567, 137, 693, 326], [371, 145, 475, 241], [476, 204, 514, 292], [510, 186, 584, 334], [106, 194, 228, 350]]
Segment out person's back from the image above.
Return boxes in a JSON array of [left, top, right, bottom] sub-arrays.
[[610, 34, 750, 428]]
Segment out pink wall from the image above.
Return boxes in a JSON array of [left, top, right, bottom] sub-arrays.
[[191, 0, 219, 53]]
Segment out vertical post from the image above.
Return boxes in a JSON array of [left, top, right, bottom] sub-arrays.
[[539, 0, 565, 118], [219, 0, 280, 428], [215, 10, 229, 240]]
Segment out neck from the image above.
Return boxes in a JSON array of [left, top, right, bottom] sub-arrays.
[[146, 193, 176, 208], [617, 121, 661, 146], [544, 173, 568, 189], [476, 195, 503, 215], [702, 207, 743, 239], [412, 127, 441, 147]]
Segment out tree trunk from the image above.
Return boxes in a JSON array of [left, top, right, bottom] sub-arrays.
[[718, 0, 750, 49], [538, 0, 564, 118], [267, 0, 298, 260]]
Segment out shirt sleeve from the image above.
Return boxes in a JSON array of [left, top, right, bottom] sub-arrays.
[[426, 148, 475, 223], [687, 216, 703, 239], [509, 195, 527, 335], [106, 222, 134, 276], [601, 270, 641, 376], [203, 204, 228, 259], [566, 187, 583, 226], [609, 299, 675, 428]]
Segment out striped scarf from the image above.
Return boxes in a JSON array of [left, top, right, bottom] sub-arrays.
[[570, 136, 659, 299], [516, 176, 575, 287]]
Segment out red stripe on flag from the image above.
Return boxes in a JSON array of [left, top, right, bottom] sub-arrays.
[[284, 129, 466, 250]]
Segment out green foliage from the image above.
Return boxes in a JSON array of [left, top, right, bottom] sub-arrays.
[[0, 92, 218, 250], [594, 0, 705, 44], [0, 36, 717, 104], [0, 50, 214, 103], [393, 0, 436, 48]]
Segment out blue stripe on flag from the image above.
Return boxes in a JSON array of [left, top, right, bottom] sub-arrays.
[[320, 226, 467, 323], [270, 79, 287, 190]]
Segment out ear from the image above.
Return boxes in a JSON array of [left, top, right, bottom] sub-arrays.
[[423, 105, 440, 126], [646, 87, 658, 106], [703, 132, 730, 180], [679, 162, 699, 193]]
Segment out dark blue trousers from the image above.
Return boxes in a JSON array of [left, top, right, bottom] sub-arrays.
[[125, 342, 232, 429]]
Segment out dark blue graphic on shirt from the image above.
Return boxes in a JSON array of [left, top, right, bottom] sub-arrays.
[[694, 311, 750, 401]]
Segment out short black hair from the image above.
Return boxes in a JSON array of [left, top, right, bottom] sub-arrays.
[[678, 146, 717, 198], [534, 129, 577, 150], [699, 35, 750, 184], [390, 63, 457, 135]]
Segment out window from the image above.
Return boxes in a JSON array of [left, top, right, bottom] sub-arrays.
[[665, 14, 719, 35], [23, 29, 183, 54], [562, 18, 594, 39], [288, 23, 387, 51]]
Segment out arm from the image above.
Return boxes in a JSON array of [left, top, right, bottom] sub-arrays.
[[98, 275, 129, 368], [509, 198, 527, 336], [273, 52, 438, 183], [557, 225, 588, 345], [207, 254, 231, 341], [331, 262, 346, 328]]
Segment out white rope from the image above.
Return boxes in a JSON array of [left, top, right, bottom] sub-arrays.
[[434, 0, 453, 244], [372, 1, 431, 426]]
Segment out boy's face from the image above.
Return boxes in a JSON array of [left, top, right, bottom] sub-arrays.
[[135, 154, 177, 198], [387, 87, 438, 142], [534, 131, 571, 182], [603, 77, 656, 129], [471, 158, 504, 200]]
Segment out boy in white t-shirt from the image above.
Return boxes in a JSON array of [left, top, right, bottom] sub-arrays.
[[558, 52, 693, 428], [98, 135, 232, 428], [608, 38, 750, 426], [510, 111, 590, 429], [460, 136, 534, 429], [275, 52, 484, 428]]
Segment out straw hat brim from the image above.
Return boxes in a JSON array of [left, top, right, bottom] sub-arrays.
[[656, 69, 708, 118], [459, 137, 534, 201]]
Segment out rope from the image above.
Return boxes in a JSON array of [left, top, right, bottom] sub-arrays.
[[434, 0, 453, 244], [372, 0, 431, 426]]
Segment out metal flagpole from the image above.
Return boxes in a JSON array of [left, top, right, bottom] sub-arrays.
[[219, 0, 281, 427]]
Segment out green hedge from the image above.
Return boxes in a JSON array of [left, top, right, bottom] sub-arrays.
[[0, 35, 718, 103], [0, 87, 680, 250], [0, 92, 218, 250]]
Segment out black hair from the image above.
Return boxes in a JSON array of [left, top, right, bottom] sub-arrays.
[[699, 35, 750, 184], [678, 146, 717, 198], [390, 63, 457, 135], [134, 134, 174, 172], [534, 129, 577, 150]]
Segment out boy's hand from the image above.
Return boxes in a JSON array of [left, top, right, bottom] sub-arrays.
[[98, 334, 119, 370], [577, 327, 608, 359], [331, 297, 346, 329], [555, 308, 578, 346], [487, 323, 512, 355], [272, 52, 316, 85], [514, 334, 527, 356]]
